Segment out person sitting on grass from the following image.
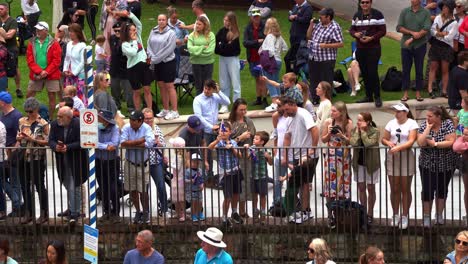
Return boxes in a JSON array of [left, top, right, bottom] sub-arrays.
[[185, 153, 205, 222], [245, 131, 272, 224], [261, 72, 303, 109], [208, 121, 243, 227]]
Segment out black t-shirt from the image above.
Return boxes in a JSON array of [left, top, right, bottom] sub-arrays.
[[178, 127, 203, 154], [448, 66, 468, 109], [1, 17, 18, 51]]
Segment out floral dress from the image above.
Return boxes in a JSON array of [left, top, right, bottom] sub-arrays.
[[323, 133, 352, 199]]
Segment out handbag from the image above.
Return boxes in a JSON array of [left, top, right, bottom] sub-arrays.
[[428, 19, 455, 49], [259, 50, 277, 74]]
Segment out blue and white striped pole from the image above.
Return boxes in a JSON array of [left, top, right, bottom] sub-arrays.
[[85, 46, 97, 229]]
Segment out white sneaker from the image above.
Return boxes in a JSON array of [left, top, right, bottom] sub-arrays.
[[350, 91, 357, 96], [390, 214, 400, 227], [300, 211, 312, 223], [288, 212, 301, 223], [156, 109, 169, 118], [117, 110, 125, 118], [400, 215, 408, 229], [218, 105, 229, 114], [333, 81, 342, 88], [423, 215, 431, 228], [436, 214, 445, 225], [355, 84, 361, 91], [164, 110, 179, 120], [265, 103, 278, 113]]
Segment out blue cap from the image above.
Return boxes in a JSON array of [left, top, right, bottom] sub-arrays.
[[0, 91, 12, 104]]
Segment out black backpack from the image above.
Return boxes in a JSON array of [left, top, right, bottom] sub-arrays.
[[333, 69, 350, 93], [5, 49, 17, 77], [381, 66, 402, 92]]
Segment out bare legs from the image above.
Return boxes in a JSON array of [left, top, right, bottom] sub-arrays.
[[389, 175, 413, 217], [133, 86, 153, 110]]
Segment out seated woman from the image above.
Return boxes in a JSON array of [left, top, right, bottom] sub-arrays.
[[347, 59, 361, 97]]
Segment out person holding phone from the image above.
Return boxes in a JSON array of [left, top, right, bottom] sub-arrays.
[[417, 106, 457, 227]]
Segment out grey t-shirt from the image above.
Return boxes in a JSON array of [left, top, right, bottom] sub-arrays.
[[178, 126, 202, 154]]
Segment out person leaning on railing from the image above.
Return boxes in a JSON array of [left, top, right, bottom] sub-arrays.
[[417, 105, 457, 227], [444, 230, 468, 264], [350, 112, 380, 225], [381, 103, 419, 230]]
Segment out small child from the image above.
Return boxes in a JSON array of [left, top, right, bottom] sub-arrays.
[[63, 85, 85, 110], [208, 121, 242, 227], [456, 96, 468, 136], [185, 153, 205, 222], [95, 35, 108, 73], [247, 131, 273, 223], [169, 137, 186, 222], [262, 72, 303, 112]]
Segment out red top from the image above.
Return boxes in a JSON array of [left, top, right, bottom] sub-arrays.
[[459, 16, 468, 49], [249, 25, 261, 63]]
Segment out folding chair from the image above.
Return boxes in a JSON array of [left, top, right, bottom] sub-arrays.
[[174, 53, 195, 102], [339, 41, 382, 71]]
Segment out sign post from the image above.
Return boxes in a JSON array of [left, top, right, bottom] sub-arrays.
[[83, 45, 98, 264], [84, 224, 99, 263]]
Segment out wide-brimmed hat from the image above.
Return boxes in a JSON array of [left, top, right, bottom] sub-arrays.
[[391, 103, 409, 112], [197, 227, 227, 248], [98, 109, 116, 124]]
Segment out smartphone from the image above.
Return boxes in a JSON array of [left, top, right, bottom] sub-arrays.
[[58, 140, 64, 146]]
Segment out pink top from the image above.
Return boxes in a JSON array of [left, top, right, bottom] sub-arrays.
[[453, 136, 468, 159]]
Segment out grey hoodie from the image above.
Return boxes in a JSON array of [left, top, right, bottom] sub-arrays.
[[147, 25, 177, 64]]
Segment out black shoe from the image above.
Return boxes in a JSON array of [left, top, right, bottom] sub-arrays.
[[356, 97, 373, 103], [375, 97, 382, 108], [250, 99, 263, 106], [231, 212, 244, 224], [8, 208, 24, 217], [57, 209, 70, 217], [222, 218, 233, 228], [139, 212, 150, 224], [328, 217, 336, 229], [262, 98, 269, 108], [133, 212, 142, 224], [15, 89, 23, 98], [429, 92, 436, 99]]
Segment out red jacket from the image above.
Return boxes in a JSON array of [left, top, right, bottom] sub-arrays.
[[459, 16, 468, 49], [26, 35, 62, 80]]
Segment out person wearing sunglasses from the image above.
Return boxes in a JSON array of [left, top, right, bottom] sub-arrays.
[[94, 71, 118, 117], [306, 238, 335, 264], [350, 0, 386, 107], [444, 230, 468, 264], [381, 103, 418, 229]]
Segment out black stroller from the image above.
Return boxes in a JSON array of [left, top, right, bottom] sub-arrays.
[[16, 16, 33, 55]]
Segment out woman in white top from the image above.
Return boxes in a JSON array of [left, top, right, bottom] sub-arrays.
[[315, 81, 333, 135], [63, 23, 87, 105], [306, 238, 336, 264], [427, 1, 459, 98], [381, 103, 418, 230], [258, 17, 288, 112]]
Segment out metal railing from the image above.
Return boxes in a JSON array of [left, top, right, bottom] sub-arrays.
[[0, 145, 466, 263]]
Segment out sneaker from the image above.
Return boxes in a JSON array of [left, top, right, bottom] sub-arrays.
[[57, 209, 70, 217], [423, 215, 431, 228], [264, 103, 278, 113], [288, 211, 301, 223], [299, 211, 312, 224], [198, 213, 205, 221], [355, 84, 361, 91], [328, 217, 336, 229], [333, 81, 342, 88], [400, 215, 409, 230], [390, 215, 400, 227], [218, 105, 229, 114], [133, 212, 142, 224], [350, 91, 357, 96], [164, 110, 180, 120], [156, 109, 169, 118], [140, 212, 150, 224], [436, 214, 445, 225], [191, 215, 199, 222], [16, 89, 23, 98], [231, 212, 244, 224]]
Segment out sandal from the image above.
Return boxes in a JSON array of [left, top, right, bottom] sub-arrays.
[[441, 93, 448, 98], [400, 96, 409, 102], [416, 97, 424, 102]]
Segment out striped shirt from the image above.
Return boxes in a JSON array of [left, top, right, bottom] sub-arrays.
[[349, 8, 387, 49]]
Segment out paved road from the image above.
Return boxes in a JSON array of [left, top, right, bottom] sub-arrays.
[[310, 0, 409, 34]]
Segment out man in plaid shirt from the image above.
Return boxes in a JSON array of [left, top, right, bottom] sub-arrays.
[[306, 8, 344, 104]]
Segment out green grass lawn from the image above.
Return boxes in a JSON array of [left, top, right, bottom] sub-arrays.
[[8, 1, 412, 115]]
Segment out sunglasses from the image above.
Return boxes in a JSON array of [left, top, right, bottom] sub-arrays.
[[455, 239, 468, 246], [456, 5, 463, 8], [114, 30, 120, 33], [26, 110, 34, 114], [307, 248, 315, 253], [360, 1, 370, 4]]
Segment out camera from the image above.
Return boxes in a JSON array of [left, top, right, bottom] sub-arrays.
[[330, 125, 342, 135]]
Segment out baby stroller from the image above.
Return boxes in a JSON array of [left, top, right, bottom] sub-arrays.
[[16, 16, 33, 55]]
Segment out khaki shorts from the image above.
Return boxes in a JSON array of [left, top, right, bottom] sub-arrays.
[[124, 161, 149, 192], [27, 79, 61, 92]]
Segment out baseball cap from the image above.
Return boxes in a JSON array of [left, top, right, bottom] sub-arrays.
[[0, 91, 12, 104], [250, 8, 261, 17], [391, 103, 409, 112], [35, 21, 49, 31], [187, 115, 204, 131], [129, 110, 144, 120], [191, 153, 202, 160]]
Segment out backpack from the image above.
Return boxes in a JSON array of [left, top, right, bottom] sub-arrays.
[[381, 66, 402, 92], [5, 49, 17, 77], [268, 199, 287, 217], [333, 69, 350, 93]]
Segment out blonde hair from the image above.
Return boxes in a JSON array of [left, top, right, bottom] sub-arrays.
[[283, 72, 297, 83], [195, 16, 211, 40], [167, 5, 177, 17], [264, 17, 281, 37], [310, 238, 333, 264], [64, 85, 77, 96], [95, 71, 109, 91], [456, 230, 468, 241], [225, 11, 240, 42]]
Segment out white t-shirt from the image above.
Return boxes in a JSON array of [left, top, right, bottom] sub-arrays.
[[275, 115, 290, 159], [21, 0, 40, 15], [95, 44, 106, 61], [385, 118, 419, 145], [316, 99, 331, 128], [286, 107, 317, 160]]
